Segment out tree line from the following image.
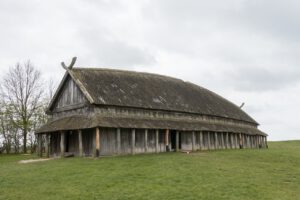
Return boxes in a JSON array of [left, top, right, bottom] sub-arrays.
[[0, 61, 55, 154]]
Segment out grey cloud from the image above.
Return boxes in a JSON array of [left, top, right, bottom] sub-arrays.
[[225, 67, 300, 91]]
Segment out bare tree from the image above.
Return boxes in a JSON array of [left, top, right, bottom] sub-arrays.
[[1, 61, 44, 153]]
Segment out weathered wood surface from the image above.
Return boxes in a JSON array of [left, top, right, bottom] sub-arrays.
[[60, 132, 65, 157], [78, 130, 83, 157], [53, 77, 86, 112]]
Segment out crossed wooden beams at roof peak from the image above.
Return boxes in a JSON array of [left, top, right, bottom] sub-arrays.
[[61, 57, 77, 70]]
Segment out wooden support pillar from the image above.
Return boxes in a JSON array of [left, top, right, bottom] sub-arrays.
[[199, 131, 203, 150], [265, 136, 268, 148], [60, 131, 65, 157], [192, 131, 196, 151], [221, 133, 225, 149], [165, 129, 170, 152], [226, 132, 229, 149], [176, 131, 179, 152], [45, 134, 49, 158], [144, 129, 148, 153], [117, 128, 121, 155], [214, 132, 218, 150], [239, 133, 243, 149], [93, 127, 100, 157], [235, 134, 238, 149], [208, 132, 211, 150], [259, 136, 262, 148], [155, 129, 159, 153], [131, 129, 136, 155], [37, 134, 42, 157], [78, 130, 83, 157], [230, 133, 234, 149]]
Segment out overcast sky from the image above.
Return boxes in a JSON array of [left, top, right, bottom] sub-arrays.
[[1, 0, 299, 141]]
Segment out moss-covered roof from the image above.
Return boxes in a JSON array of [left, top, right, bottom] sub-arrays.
[[66, 68, 257, 124]]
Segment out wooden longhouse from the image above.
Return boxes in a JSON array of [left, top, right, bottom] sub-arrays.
[[36, 59, 268, 157]]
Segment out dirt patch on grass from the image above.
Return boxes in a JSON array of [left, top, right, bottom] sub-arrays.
[[19, 158, 54, 164]]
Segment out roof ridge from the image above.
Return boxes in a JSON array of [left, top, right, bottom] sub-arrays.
[[72, 67, 185, 82]]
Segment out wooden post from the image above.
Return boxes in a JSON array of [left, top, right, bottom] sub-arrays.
[[144, 129, 148, 153], [45, 134, 49, 158], [221, 133, 224, 149], [60, 131, 65, 157], [199, 131, 203, 150], [192, 131, 196, 151], [208, 132, 211, 150], [230, 133, 234, 149], [37, 134, 42, 157], [94, 127, 100, 157], [239, 133, 242, 149], [131, 129, 135, 155], [214, 132, 218, 150], [226, 132, 229, 149], [117, 128, 121, 154], [155, 129, 159, 153], [165, 129, 170, 152], [78, 130, 83, 157], [176, 131, 179, 152], [235, 134, 239, 149]]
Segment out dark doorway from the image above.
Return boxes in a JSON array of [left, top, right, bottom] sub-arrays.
[[170, 130, 181, 151]]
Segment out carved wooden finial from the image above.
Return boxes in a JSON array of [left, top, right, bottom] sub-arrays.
[[61, 57, 77, 70], [239, 102, 245, 109]]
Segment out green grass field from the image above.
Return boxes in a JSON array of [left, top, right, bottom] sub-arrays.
[[0, 141, 299, 200]]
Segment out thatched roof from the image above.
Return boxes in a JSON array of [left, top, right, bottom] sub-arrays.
[[49, 68, 257, 124], [36, 115, 267, 136]]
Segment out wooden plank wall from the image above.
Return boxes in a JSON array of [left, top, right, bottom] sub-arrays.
[[53, 77, 86, 111]]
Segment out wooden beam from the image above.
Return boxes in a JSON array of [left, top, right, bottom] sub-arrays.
[[94, 127, 100, 157], [235, 134, 239, 149], [214, 132, 218, 150], [165, 129, 170, 152], [60, 131, 65, 157], [155, 129, 159, 153], [144, 129, 148, 153], [207, 132, 211, 150], [131, 129, 136, 155], [226, 132, 229, 149], [176, 131, 179, 152], [199, 131, 203, 150], [117, 128, 121, 155], [37, 134, 42, 157], [45, 134, 49, 158], [78, 130, 83, 157], [192, 131, 196, 151], [239, 133, 242, 149], [221, 132, 225, 149]]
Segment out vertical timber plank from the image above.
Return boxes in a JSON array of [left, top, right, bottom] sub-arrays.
[[192, 131, 196, 151], [37, 134, 42, 157], [214, 132, 218, 150], [208, 132, 211, 150], [226, 132, 229, 149], [176, 131, 179, 152], [117, 128, 121, 154], [155, 129, 159, 153], [165, 129, 169, 152], [221, 133, 224, 149], [131, 129, 136, 155], [78, 130, 83, 157], [199, 131, 203, 150], [45, 134, 49, 158], [94, 127, 100, 157], [144, 129, 148, 153], [60, 131, 65, 158]]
